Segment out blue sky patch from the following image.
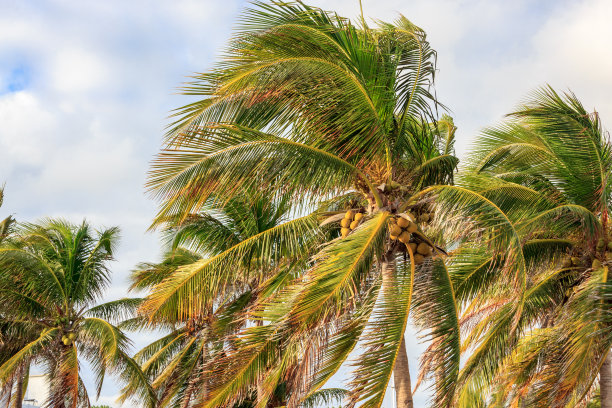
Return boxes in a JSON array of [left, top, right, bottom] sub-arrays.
[[2, 65, 30, 94]]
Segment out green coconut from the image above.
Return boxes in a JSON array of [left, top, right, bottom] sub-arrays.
[[592, 259, 602, 269], [571, 257, 581, 266], [561, 257, 572, 268], [597, 239, 605, 250], [418, 213, 430, 223]]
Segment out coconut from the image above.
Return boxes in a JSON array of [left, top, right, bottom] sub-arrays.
[[68, 333, 76, 340], [418, 213, 430, 223], [350, 220, 360, 230], [561, 257, 572, 268], [396, 217, 410, 228], [398, 231, 411, 244], [407, 243, 417, 253], [413, 254, 425, 265], [597, 239, 605, 250], [417, 242, 432, 256], [390, 224, 403, 237], [607, 241, 612, 251], [390, 234, 398, 241], [405, 212, 417, 222], [340, 218, 351, 228], [341, 228, 350, 238], [354, 213, 364, 222], [345, 210, 355, 219], [571, 257, 581, 266], [62, 335, 68, 342], [406, 222, 418, 234], [592, 259, 602, 269], [63, 338, 71, 346]]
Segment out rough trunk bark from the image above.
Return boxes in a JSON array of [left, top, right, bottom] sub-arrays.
[[381, 255, 414, 408], [601, 351, 612, 408], [11, 367, 23, 408], [393, 337, 414, 408]]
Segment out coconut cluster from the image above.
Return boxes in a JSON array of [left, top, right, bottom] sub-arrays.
[[61, 332, 77, 346], [561, 238, 612, 270], [389, 214, 433, 264], [340, 210, 364, 238]]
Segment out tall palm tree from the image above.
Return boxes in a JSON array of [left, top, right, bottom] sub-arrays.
[[141, 2, 520, 407], [459, 87, 612, 407], [0, 185, 24, 408], [0, 219, 154, 408]]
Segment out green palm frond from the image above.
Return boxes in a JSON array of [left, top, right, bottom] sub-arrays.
[[412, 258, 460, 407], [348, 254, 414, 407], [289, 212, 390, 326], [0, 328, 58, 386], [140, 211, 321, 321]]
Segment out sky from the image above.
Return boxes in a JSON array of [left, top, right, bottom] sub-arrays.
[[1, 0, 612, 406]]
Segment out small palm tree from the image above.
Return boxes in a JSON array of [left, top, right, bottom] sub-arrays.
[[130, 189, 332, 406], [0, 219, 154, 408], [460, 87, 612, 407]]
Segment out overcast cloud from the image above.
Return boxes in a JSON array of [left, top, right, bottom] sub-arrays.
[[1, 0, 611, 406]]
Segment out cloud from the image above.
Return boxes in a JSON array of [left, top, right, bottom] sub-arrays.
[[2, 0, 612, 406]]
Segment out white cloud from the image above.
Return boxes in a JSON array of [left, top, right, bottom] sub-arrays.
[[2, 0, 612, 406]]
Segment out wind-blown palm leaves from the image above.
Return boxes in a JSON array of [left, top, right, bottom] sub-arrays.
[[140, 2, 500, 406], [0, 219, 153, 408], [128, 190, 345, 407], [458, 87, 612, 407]]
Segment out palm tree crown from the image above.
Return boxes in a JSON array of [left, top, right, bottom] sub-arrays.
[[142, 2, 474, 407], [0, 219, 153, 408]]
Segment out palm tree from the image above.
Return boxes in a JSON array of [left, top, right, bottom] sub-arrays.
[[0, 185, 25, 408], [459, 87, 612, 407], [0, 219, 154, 408], [0, 187, 15, 244], [129, 189, 341, 406], [140, 2, 502, 406]]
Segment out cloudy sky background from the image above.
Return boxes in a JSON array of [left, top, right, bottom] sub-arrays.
[[1, 0, 612, 406]]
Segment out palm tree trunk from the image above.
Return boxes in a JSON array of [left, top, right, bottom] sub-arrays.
[[393, 337, 414, 408], [601, 351, 612, 408], [11, 366, 24, 408], [381, 255, 414, 408]]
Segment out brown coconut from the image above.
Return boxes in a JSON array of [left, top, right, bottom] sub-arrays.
[[397, 217, 410, 228], [390, 224, 402, 237], [417, 242, 432, 256], [398, 231, 411, 244]]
